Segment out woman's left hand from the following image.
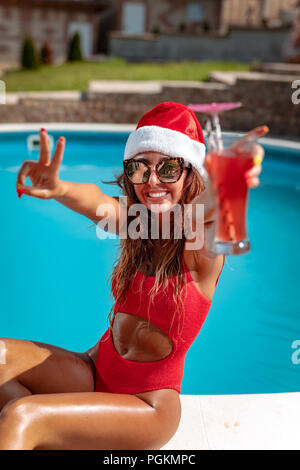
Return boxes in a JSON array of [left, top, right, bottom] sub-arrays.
[[244, 144, 265, 188]]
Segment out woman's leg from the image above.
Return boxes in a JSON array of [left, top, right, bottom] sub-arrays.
[[0, 338, 180, 450], [0, 391, 176, 450], [0, 337, 95, 411]]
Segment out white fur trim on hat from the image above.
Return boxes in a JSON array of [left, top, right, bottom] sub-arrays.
[[124, 126, 206, 175]]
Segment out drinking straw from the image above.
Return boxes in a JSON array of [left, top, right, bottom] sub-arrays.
[[211, 111, 223, 153], [204, 118, 217, 152]]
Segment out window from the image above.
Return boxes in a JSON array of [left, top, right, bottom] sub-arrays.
[[122, 2, 146, 34], [187, 2, 205, 23]]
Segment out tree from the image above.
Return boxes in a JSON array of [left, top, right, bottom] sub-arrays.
[[21, 36, 39, 69], [67, 32, 83, 62]]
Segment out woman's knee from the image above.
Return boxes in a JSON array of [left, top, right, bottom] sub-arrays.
[[0, 338, 33, 411], [0, 337, 34, 367], [0, 338, 18, 382], [0, 396, 39, 449], [1, 396, 22, 416], [0, 338, 36, 382], [0, 339, 7, 366], [0, 338, 18, 369]]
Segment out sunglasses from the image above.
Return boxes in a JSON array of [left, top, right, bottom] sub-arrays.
[[123, 157, 189, 184]]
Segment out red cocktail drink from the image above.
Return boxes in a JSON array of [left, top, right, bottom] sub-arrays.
[[208, 148, 254, 253], [188, 102, 268, 255]]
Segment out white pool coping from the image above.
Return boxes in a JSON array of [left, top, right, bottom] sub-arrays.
[[161, 392, 300, 450], [0, 123, 300, 152], [0, 123, 136, 133]]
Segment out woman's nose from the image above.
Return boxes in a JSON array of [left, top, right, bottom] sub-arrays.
[[148, 168, 160, 185]]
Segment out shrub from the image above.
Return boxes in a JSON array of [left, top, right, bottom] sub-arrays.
[[178, 22, 187, 33], [21, 36, 39, 69], [40, 41, 53, 65], [203, 21, 211, 32], [151, 25, 160, 35], [67, 32, 83, 62]]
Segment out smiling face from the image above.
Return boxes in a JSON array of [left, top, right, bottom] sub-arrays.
[[131, 152, 190, 215]]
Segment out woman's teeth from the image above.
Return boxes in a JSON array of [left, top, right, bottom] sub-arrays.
[[147, 192, 169, 198]]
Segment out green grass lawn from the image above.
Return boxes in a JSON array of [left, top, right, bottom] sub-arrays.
[[4, 57, 251, 92]]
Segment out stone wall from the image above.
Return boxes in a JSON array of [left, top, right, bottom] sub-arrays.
[[109, 27, 290, 63], [1, 74, 299, 139]]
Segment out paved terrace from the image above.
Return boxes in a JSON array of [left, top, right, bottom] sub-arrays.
[[161, 392, 300, 450]]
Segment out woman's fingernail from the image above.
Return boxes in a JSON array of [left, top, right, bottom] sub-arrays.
[[17, 188, 26, 198], [253, 154, 263, 165], [40, 128, 47, 133]]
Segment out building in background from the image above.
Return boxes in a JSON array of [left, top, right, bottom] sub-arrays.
[[114, 0, 299, 35], [221, 0, 300, 29], [0, 0, 109, 65], [109, 1, 300, 63], [113, 0, 223, 35], [1, 0, 300, 65]]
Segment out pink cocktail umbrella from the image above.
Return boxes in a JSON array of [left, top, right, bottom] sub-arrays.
[[188, 102, 242, 152], [188, 102, 242, 114]]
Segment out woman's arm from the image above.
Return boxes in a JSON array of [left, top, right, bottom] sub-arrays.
[[54, 181, 121, 227], [16, 129, 122, 232]]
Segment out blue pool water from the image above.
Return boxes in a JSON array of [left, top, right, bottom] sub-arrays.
[[1, 130, 299, 394]]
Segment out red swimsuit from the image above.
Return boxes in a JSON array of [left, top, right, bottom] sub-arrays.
[[95, 253, 225, 394]]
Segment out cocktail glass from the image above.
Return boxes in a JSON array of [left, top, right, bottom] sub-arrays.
[[188, 103, 268, 255]]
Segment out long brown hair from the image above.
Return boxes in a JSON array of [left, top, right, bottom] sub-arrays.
[[101, 165, 205, 341]]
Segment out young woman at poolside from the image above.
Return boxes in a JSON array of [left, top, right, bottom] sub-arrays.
[[0, 102, 264, 450]]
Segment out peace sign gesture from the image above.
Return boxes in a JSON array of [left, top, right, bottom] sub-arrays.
[[16, 129, 66, 199]]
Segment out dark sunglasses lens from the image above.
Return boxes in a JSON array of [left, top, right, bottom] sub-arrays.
[[125, 161, 149, 183], [158, 160, 181, 182], [125, 159, 182, 183]]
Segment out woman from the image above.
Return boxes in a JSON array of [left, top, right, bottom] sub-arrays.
[[0, 102, 264, 450]]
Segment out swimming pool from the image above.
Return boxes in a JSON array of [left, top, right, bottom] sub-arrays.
[[1, 127, 299, 395]]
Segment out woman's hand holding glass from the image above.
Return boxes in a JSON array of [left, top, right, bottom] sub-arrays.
[[244, 143, 265, 187]]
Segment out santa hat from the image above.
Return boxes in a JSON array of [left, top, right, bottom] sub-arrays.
[[124, 102, 206, 175]]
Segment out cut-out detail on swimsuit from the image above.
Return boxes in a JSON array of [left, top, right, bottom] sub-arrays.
[[110, 251, 189, 363], [112, 312, 174, 362]]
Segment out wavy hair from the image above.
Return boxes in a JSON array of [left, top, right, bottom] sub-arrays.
[[101, 164, 205, 342]]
